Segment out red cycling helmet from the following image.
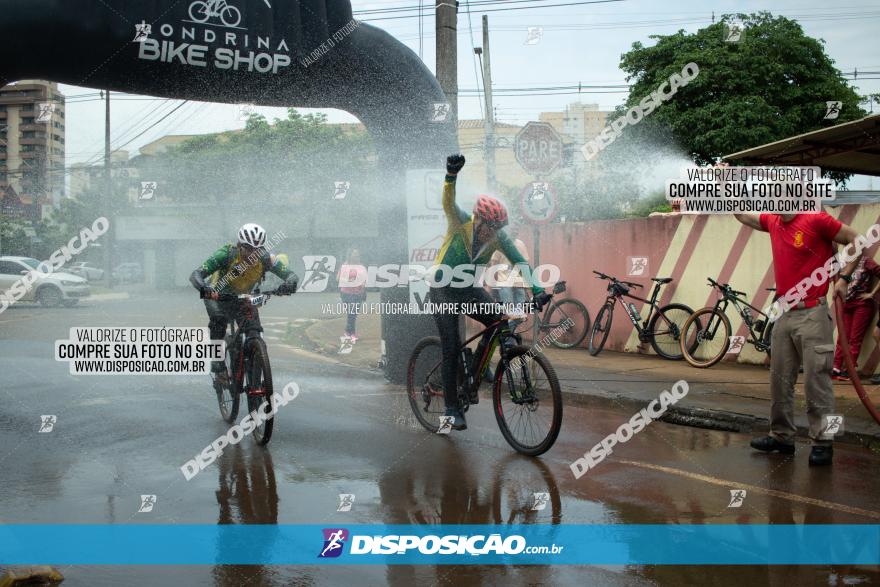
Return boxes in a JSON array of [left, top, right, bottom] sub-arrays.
[[473, 195, 508, 228]]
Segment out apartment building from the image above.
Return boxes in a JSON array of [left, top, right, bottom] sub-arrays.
[[0, 80, 66, 220], [540, 102, 610, 167]]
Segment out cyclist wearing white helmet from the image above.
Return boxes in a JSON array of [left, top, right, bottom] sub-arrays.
[[190, 223, 298, 380]]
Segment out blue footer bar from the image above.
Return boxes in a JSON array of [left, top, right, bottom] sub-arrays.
[[1, 524, 878, 565]]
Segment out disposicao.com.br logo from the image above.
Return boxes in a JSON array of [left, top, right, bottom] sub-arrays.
[[318, 528, 563, 558]]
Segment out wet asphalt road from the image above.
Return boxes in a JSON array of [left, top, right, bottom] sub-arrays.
[[1, 291, 879, 586]]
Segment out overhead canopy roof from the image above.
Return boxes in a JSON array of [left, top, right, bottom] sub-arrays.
[[724, 113, 880, 177]]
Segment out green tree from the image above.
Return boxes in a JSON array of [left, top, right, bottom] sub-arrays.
[[138, 109, 377, 209], [0, 214, 30, 256], [618, 12, 865, 181]]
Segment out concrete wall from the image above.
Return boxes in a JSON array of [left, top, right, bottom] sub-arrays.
[[523, 204, 880, 369]]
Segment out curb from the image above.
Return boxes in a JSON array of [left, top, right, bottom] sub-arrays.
[[561, 388, 880, 450], [0, 566, 64, 586], [87, 292, 130, 301]]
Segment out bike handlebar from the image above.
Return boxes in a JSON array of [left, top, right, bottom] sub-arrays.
[[208, 288, 292, 302], [593, 271, 642, 288], [707, 277, 748, 298]]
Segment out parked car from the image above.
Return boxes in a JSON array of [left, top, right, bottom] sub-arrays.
[[68, 261, 105, 281], [113, 262, 143, 283], [0, 256, 90, 307]]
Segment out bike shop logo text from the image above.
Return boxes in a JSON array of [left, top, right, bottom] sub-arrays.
[[137, 0, 292, 74]]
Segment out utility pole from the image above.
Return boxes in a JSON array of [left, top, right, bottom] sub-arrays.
[[103, 90, 113, 289], [481, 15, 496, 191], [435, 0, 458, 124]]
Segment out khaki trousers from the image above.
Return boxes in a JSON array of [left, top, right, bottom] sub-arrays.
[[769, 304, 835, 445]]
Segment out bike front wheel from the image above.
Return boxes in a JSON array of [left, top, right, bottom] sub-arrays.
[[221, 6, 242, 27], [588, 302, 613, 356], [760, 319, 774, 360], [545, 299, 590, 349], [648, 303, 693, 360], [680, 307, 731, 368], [216, 334, 239, 423], [245, 338, 274, 445], [493, 345, 562, 456]]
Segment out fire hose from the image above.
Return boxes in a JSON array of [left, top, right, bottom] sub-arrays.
[[833, 294, 880, 425]]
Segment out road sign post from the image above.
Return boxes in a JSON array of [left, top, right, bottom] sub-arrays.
[[519, 179, 558, 344], [515, 122, 562, 344]]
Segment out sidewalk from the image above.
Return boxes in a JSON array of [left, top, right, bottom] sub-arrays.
[[301, 313, 880, 449]]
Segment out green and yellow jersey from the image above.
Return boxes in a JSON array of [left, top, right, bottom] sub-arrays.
[[199, 244, 292, 294], [436, 175, 543, 295]]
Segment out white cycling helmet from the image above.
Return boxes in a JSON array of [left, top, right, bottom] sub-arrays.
[[238, 223, 266, 248]]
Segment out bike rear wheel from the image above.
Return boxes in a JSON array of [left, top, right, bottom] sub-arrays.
[[407, 337, 448, 433], [680, 307, 731, 368], [188, 1, 210, 22], [493, 345, 562, 456], [546, 299, 590, 349], [244, 338, 274, 445], [648, 303, 693, 360], [588, 302, 613, 356]]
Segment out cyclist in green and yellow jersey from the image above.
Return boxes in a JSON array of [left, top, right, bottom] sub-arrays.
[[433, 155, 551, 430], [190, 223, 298, 382]]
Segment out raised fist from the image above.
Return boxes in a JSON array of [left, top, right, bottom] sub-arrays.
[[446, 154, 466, 175]]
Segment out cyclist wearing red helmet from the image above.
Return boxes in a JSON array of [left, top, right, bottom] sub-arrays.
[[431, 154, 550, 430]]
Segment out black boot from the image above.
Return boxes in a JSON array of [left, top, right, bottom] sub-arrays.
[[808, 445, 833, 466], [750, 435, 795, 454]]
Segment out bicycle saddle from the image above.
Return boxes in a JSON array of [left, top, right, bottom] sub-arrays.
[[651, 277, 673, 284]]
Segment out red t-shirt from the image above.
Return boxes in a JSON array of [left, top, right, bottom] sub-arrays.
[[338, 263, 367, 295], [845, 257, 880, 303], [759, 212, 842, 303]]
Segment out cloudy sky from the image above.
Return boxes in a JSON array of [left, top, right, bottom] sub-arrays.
[[58, 0, 880, 186]]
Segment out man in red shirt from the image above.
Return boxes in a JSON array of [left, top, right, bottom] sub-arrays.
[[735, 212, 861, 466]]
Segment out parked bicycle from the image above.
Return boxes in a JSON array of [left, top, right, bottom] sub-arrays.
[[588, 271, 694, 360], [210, 288, 291, 445], [509, 280, 590, 349], [680, 278, 775, 368], [407, 282, 566, 456]]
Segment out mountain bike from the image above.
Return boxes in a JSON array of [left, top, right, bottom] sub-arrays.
[[188, 0, 242, 27], [508, 281, 590, 349], [407, 282, 565, 456], [680, 278, 775, 368], [588, 271, 694, 360], [210, 288, 290, 445]]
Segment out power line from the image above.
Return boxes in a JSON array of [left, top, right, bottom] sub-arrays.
[[355, 0, 562, 15], [360, 0, 625, 21]]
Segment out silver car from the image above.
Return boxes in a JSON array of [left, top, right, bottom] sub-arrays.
[[69, 261, 105, 282], [0, 256, 90, 307]]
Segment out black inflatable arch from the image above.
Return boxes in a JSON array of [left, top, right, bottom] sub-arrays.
[[0, 0, 456, 380]]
